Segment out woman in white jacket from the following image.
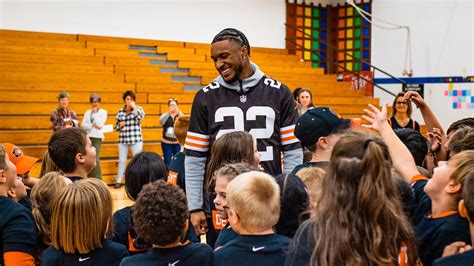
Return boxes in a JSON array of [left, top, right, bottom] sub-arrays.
[[81, 93, 107, 179]]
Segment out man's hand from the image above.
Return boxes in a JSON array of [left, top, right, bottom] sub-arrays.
[[119, 121, 126, 128], [403, 91, 425, 108], [190, 210, 208, 235], [441, 241, 472, 257], [362, 103, 389, 132]]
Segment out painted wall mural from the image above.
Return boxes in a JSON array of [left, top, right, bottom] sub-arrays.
[[286, 0, 372, 74]]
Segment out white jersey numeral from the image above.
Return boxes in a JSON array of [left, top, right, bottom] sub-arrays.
[[203, 82, 220, 93], [247, 107, 274, 161], [215, 106, 275, 161], [263, 78, 281, 89]]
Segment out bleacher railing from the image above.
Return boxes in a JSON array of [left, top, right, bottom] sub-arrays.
[[285, 23, 402, 97]]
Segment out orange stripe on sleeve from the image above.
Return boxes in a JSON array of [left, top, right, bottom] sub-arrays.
[[408, 174, 428, 184], [280, 128, 294, 135], [281, 136, 297, 142], [4, 251, 35, 266], [184, 142, 208, 149], [186, 135, 209, 142]]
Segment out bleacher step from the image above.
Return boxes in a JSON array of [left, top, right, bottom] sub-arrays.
[[138, 52, 167, 59], [149, 59, 178, 66], [160, 67, 189, 75], [185, 84, 204, 91], [129, 45, 155, 51], [172, 75, 201, 83]]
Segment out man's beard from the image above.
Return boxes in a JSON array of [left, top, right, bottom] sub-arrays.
[[225, 63, 244, 84]]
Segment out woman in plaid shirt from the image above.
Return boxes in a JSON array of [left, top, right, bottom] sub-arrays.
[[115, 90, 145, 188], [50, 91, 78, 131]]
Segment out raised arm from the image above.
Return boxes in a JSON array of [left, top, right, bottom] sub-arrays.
[[404, 91, 448, 162], [404, 91, 444, 135], [362, 103, 420, 181]]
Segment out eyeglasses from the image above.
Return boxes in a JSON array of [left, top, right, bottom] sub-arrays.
[[396, 101, 408, 105]]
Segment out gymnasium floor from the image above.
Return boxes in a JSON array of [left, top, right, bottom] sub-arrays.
[[111, 186, 134, 212]]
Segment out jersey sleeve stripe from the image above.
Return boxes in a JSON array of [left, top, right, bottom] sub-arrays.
[[280, 132, 295, 139], [281, 137, 300, 146], [280, 125, 295, 133], [184, 141, 208, 149], [281, 135, 297, 142], [184, 144, 209, 152], [185, 137, 209, 146], [185, 136, 210, 145], [187, 131, 210, 140]]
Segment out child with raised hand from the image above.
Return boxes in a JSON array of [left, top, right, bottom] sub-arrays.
[[112, 152, 198, 255], [285, 130, 416, 266], [433, 173, 474, 265], [214, 171, 290, 266], [363, 103, 472, 266], [212, 163, 256, 249], [42, 179, 128, 265], [120, 180, 213, 266]]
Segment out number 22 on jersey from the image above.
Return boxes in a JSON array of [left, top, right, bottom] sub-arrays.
[[215, 106, 275, 161]]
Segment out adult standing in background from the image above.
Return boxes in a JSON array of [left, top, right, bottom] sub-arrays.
[[115, 90, 145, 188], [159, 98, 183, 166], [389, 92, 420, 132], [81, 93, 107, 179], [50, 91, 78, 131], [296, 88, 315, 116]]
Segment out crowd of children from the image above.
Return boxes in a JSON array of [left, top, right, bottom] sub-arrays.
[[1, 95, 472, 265], [1, 28, 473, 266]]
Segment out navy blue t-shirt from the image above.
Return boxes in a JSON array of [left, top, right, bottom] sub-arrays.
[[111, 206, 199, 255], [168, 151, 186, 192], [120, 242, 213, 266], [411, 178, 471, 266], [285, 220, 315, 266], [18, 196, 32, 211], [432, 249, 474, 266], [214, 224, 238, 249], [64, 175, 83, 183], [214, 234, 290, 266], [290, 161, 329, 175], [0, 196, 37, 265], [416, 213, 470, 266], [41, 239, 128, 266]]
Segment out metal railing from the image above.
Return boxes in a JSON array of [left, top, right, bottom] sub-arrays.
[[285, 23, 404, 97]]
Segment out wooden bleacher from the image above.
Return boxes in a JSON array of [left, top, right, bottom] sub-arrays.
[[0, 29, 380, 184]]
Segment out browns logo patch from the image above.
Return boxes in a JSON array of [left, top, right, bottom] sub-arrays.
[[11, 146, 23, 158]]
